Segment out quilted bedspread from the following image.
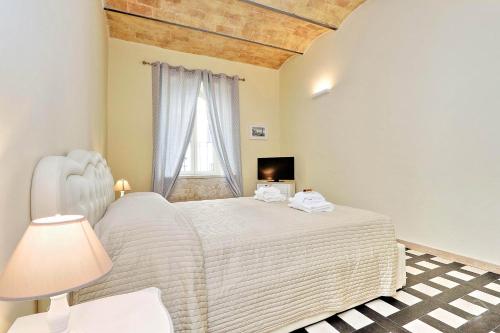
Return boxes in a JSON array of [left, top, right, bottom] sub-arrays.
[[74, 193, 208, 332], [75, 194, 398, 333], [175, 198, 398, 333]]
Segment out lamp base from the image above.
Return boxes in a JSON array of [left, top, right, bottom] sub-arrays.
[[47, 293, 71, 333], [120, 190, 125, 197]]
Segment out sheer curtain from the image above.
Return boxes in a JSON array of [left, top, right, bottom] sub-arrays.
[[202, 72, 243, 197], [151, 63, 202, 197]]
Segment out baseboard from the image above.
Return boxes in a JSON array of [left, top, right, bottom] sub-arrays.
[[397, 239, 500, 275]]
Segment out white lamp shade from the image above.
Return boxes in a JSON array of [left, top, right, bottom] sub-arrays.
[[0, 215, 112, 301], [113, 179, 131, 192]]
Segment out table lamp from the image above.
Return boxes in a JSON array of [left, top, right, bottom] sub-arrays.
[[0, 215, 112, 333], [113, 179, 131, 197]]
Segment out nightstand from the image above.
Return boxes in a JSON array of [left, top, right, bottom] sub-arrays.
[[257, 181, 296, 199], [8, 288, 174, 333]]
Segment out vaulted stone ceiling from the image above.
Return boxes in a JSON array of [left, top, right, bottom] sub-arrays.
[[104, 0, 365, 69]]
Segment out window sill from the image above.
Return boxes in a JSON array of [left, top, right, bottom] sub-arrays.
[[179, 175, 225, 179]]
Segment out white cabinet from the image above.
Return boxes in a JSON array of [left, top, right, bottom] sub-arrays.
[[257, 181, 296, 199], [8, 288, 173, 333]]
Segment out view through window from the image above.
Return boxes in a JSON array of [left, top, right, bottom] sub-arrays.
[[181, 85, 223, 176]]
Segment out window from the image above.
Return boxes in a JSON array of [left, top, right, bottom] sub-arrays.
[[180, 85, 224, 176]]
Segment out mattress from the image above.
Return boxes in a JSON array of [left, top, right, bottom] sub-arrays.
[[75, 193, 399, 333]]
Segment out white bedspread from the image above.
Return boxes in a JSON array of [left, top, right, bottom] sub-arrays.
[[175, 198, 398, 333], [74, 193, 208, 332], [75, 194, 398, 333]]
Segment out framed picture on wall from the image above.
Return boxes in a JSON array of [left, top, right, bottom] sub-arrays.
[[249, 125, 268, 140]]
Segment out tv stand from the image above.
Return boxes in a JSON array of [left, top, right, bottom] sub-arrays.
[[256, 180, 295, 199]]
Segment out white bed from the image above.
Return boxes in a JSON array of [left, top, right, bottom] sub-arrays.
[[31, 150, 406, 333]]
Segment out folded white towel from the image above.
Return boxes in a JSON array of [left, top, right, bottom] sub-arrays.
[[255, 186, 281, 195], [289, 201, 334, 213], [289, 191, 325, 203], [288, 191, 334, 213], [255, 194, 286, 202], [254, 186, 286, 202]]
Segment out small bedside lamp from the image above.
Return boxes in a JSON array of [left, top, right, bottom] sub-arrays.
[[114, 179, 131, 197], [0, 215, 112, 333]]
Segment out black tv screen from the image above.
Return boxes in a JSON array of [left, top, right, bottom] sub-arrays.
[[258, 157, 294, 181]]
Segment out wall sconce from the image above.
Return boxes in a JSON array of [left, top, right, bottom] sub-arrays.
[[312, 79, 333, 98], [312, 87, 332, 98]]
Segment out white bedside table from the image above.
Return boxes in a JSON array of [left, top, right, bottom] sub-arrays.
[[8, 288, 174, 333]]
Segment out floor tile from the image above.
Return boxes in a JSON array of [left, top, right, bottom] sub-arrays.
[[469, 290, 500, 305], [461, 294, 499, 314], [416, 261, 440, 270], [431, 257, 453, 264], [378, 296, 408, 310], [403, 319, 443, 333], [420, 315, 463, 333], [446, 270, 475, 281], [294, 248, 498, 333], [485, 282, 500, 293], [393, 290, 422, 306], [411, 283, 442, 297], [466, 272, 500, 290], [390, 300, 441, 325], [406, 274, 425, 287], [406, 266, 424, 275], [354, 322, 388, 333], [305, 321, 340, 333], [355, 304, 408, 332], [337, 309, 373, 330], [325, 315, 355, 333], [461, 266, 487, 275], [291, 327, 310, 333], [457, 311, 500, 333], [428, 308, 467, 328], [365, 299, 399, 317], [430, 276, 459, 289], [417, 266, 459, 284], [449, 298, 488, 316], [433, 284, 475, 304]]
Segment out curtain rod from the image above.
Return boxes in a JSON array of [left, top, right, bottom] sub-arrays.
[[142, 61, 246, 82]]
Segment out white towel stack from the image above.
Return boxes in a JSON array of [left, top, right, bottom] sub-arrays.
[[254, 186, 286, 202], [288, 191, 334, 213]]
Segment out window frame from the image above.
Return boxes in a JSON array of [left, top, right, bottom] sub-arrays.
[[179, 87, 224, 178]]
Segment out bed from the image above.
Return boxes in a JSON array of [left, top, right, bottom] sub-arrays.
[[31, 150, 406, 333]]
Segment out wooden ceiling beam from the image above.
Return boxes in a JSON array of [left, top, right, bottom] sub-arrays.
[[104, 7, 303, 55]]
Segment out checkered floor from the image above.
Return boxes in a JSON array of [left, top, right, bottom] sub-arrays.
[[292, 248, 500, 333]]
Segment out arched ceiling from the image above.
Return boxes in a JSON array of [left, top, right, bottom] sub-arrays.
[[104, 0, 365, 69]]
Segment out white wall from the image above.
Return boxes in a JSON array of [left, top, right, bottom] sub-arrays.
[[107, 38, 281, 196], [0, 1, 108, 331], [280, 0, 500, 265]]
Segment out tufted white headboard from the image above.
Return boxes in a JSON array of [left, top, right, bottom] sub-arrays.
[[31, 150, 115, 226]]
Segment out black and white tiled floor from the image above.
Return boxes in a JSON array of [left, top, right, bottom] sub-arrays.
[[292, 248, 500, 333]]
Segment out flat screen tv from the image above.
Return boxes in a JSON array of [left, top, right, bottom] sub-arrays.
[[258, 157, 294, 181]]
